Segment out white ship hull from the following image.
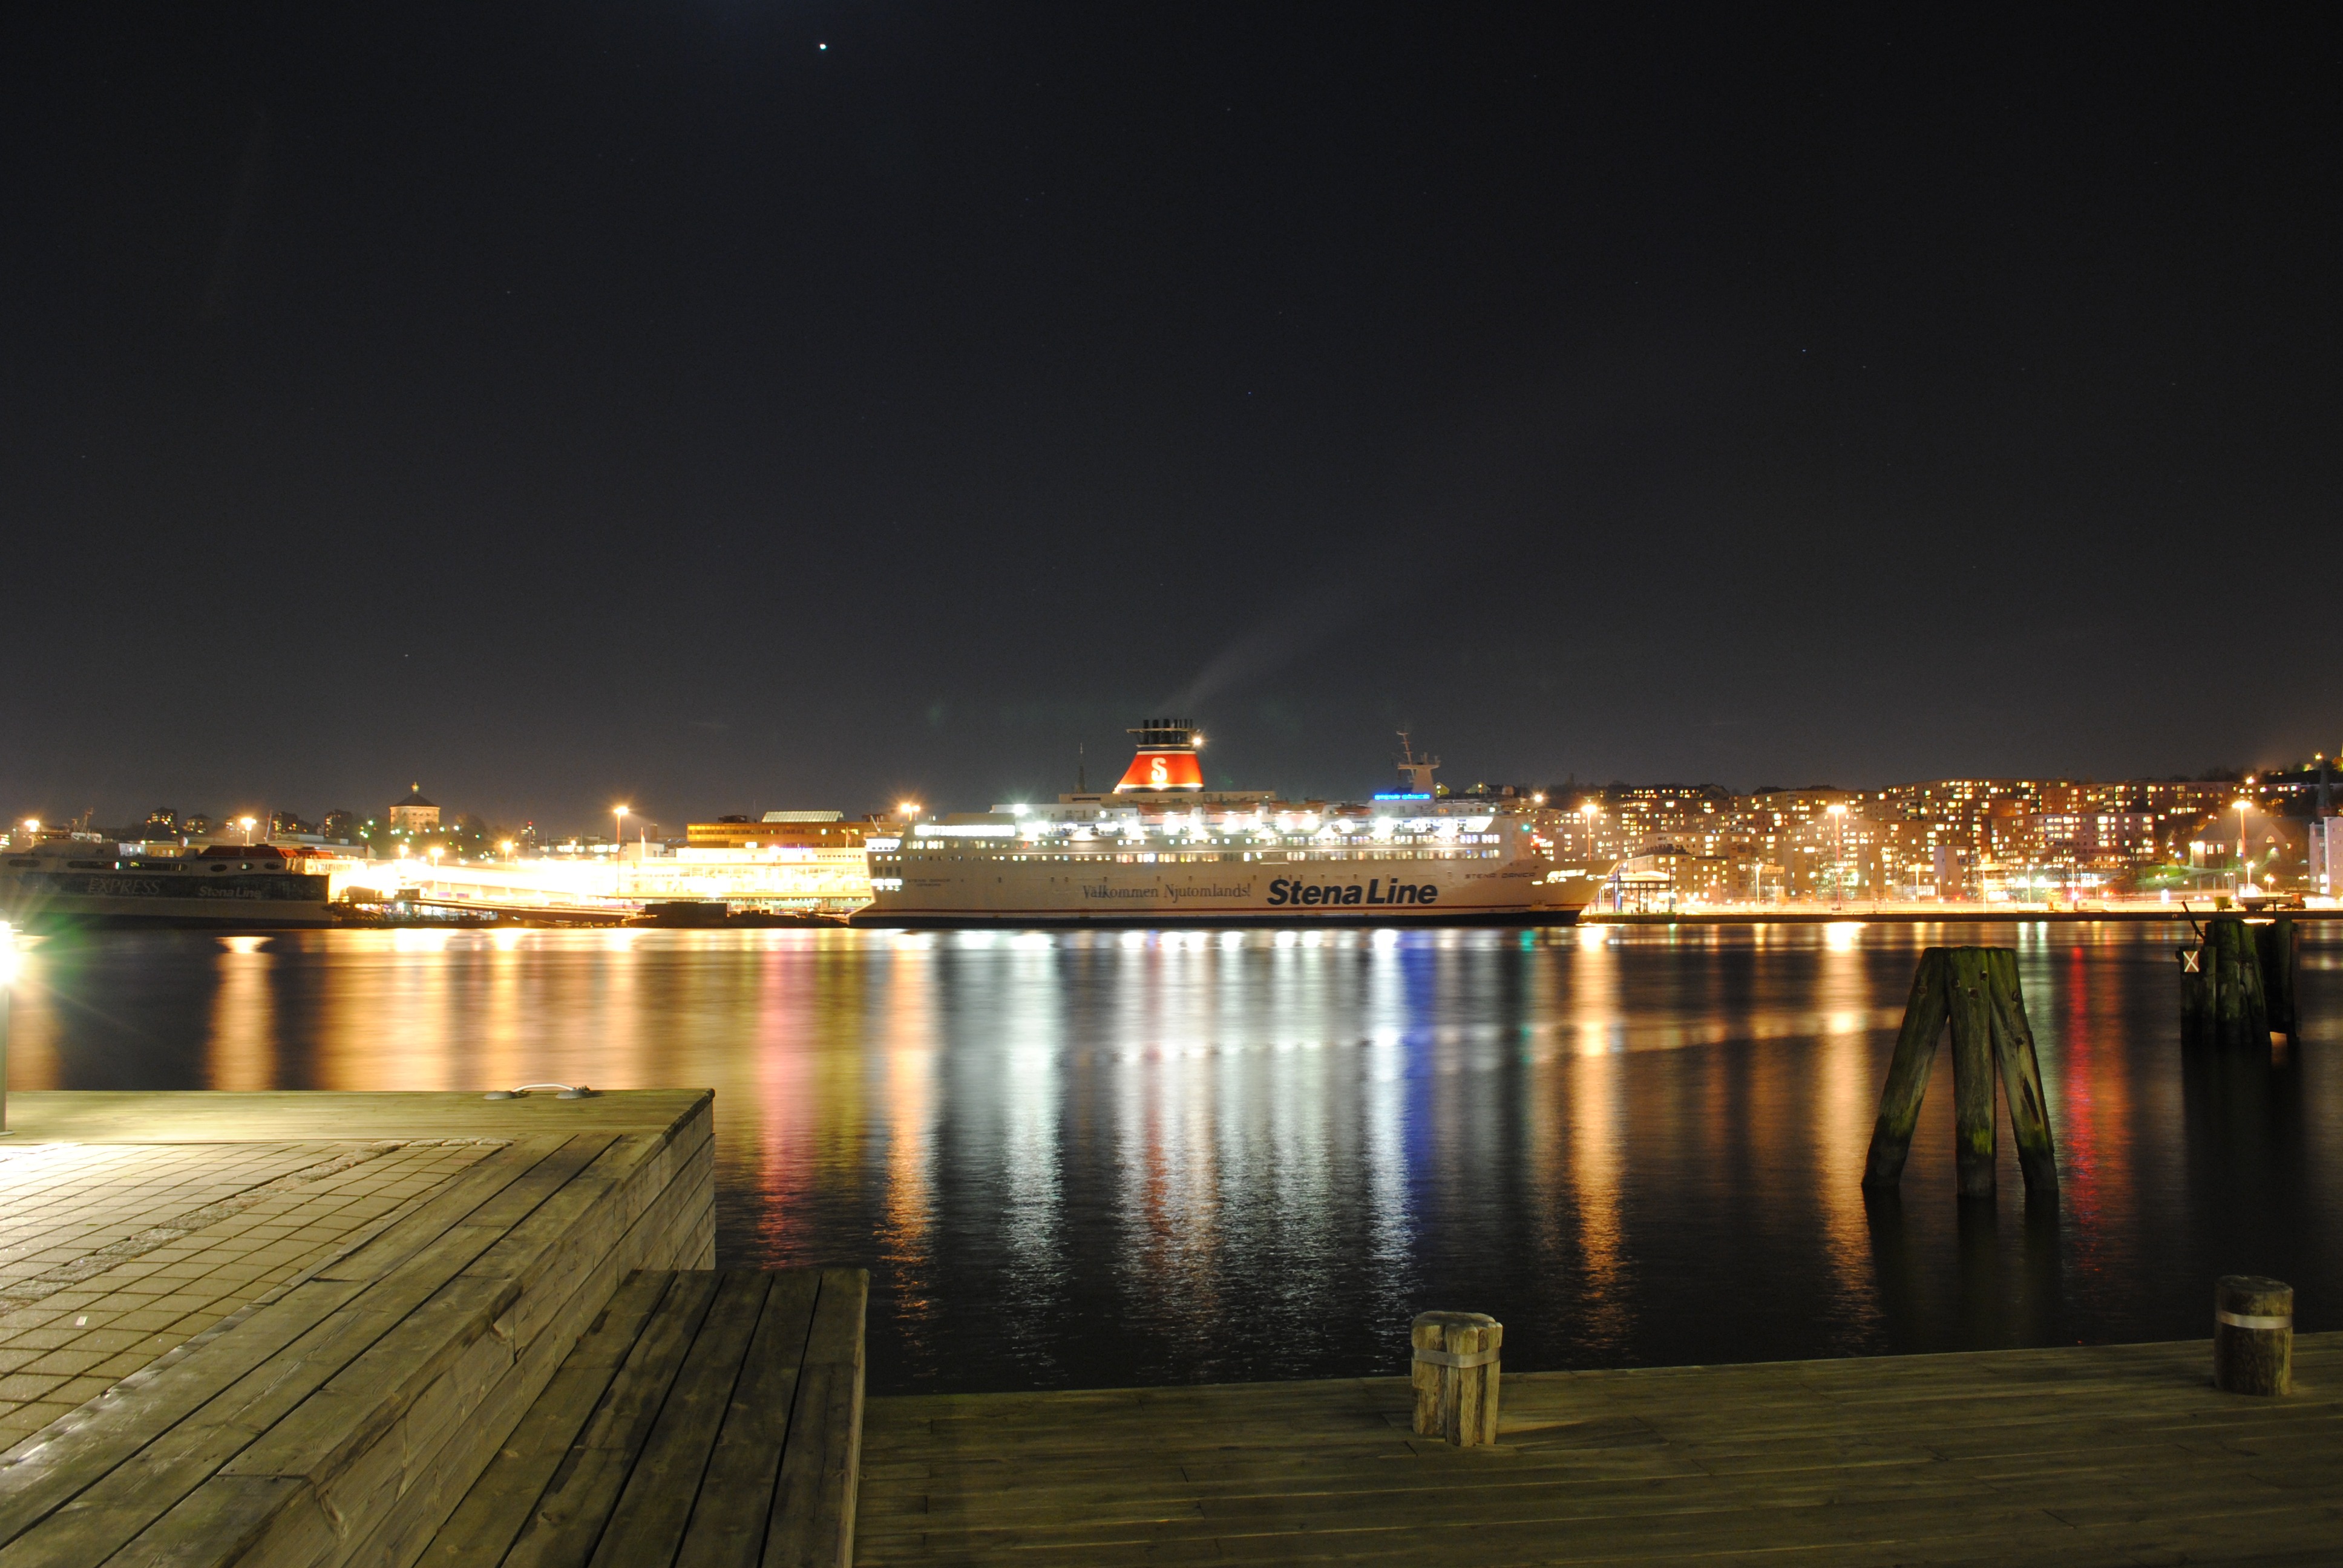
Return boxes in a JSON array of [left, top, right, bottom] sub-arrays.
[[2, 845, 334, 929], [1, 870, 334, 929], [864, 853, 1594, 926]]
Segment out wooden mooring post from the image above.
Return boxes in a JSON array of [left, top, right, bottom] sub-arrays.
[[2213, 1275, 2292, 1395], [1411, 1312, 1501, 1446], [2179, 916, 2293, 1048], [1862, 947, 2057, 1197]]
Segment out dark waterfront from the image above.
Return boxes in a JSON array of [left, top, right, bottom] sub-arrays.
[[10, 921, 2336, 1396]]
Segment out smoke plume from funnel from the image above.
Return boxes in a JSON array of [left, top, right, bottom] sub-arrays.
[[1157, 575, 1389, 716]]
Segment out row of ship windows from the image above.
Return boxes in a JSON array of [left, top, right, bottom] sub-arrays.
[[874, 848, 1502, 864], [908, 832, 1503, 848]]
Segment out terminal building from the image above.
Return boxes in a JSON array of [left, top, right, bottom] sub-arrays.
[[685, 811, 876, 852]]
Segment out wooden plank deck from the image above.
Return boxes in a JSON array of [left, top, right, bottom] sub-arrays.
[[0, 1138, 511, 1446], [2, 1091, 716, 1143], [424, 1267, 868, 1568], [0, 1090, 715, 1568], [858, 1333, 2343, 1567]]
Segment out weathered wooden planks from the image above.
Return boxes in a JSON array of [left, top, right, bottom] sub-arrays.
[[422, 1269, 678, 1567], [857, 1334, 2343, 1568], [765, 1269, 866, 1568], [422, 1267, 865, 1568], [0, 1091, 714, 1568], [1, 1091, 715, 1145], [675, 1270, 820, 1568]]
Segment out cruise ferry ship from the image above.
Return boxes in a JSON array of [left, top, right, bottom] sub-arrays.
[[0, 838, 335, 929], [860, 723, 1596, 926]]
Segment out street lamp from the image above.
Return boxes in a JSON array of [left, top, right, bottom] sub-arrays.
[[2235, 799, 2252, 895], [1827, 803, 1850, 907], [238, 815, 257, 846], [897, 800, 922, 821], [1579, 800, 1599, 860], [613, 805, 630, 891], [1, 918, 15, 1135]]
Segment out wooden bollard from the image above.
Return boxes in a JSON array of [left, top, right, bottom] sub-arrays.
[[2214, 1276, 2292, 1396], [1411, 1312, 1500, 1446]]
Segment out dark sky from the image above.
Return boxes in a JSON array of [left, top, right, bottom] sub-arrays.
[[5, 5, 2337, 831]]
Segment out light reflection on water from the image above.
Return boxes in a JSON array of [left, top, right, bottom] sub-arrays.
[[8, 921, 2338, 1394]]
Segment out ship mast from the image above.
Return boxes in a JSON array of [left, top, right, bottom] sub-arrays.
[[1395, 731, 1440, 797]]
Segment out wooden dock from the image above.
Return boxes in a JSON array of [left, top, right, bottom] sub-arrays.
[[425, 1267, 867, 1567], [0, 1090, 714, 1567], [859, 1333, 2343, 1567], [8, 1091, 2339, 1566]]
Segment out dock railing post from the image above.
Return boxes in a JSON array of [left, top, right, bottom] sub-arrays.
[[1411, 1312, 1501, 1446], [2213, 1276, 2292, 1396]]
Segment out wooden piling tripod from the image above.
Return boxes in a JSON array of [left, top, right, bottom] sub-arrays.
[[1862, 947, 2057, 1198]]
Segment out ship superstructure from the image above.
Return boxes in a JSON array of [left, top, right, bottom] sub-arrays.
[[0, 838, 335, 929], [862, 722, 1593, 925]]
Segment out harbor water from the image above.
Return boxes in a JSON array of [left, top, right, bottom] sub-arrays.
[[8, 920, 2336, 1394]]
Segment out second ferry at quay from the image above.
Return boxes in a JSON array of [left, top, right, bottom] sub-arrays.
[[860, 722, 1598, 926]]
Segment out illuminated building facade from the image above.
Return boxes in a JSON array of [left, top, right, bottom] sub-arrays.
[[1561, 771, 2324, 901], [387, 786, 441, 835], [686, 811, 874, 851]]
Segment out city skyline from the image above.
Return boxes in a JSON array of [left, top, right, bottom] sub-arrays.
[[11, 740, 2341, 843]]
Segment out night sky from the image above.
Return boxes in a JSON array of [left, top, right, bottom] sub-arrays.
[[6, 6, 2337, 832]]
